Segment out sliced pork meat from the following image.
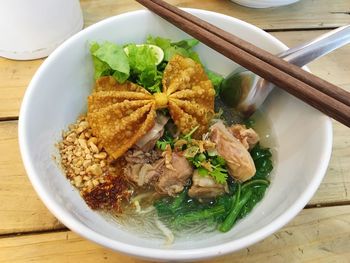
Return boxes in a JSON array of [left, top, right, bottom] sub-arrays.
[[124, 150, 193, 195], [188, 170, 228, 199], [210, 121, 256, 182], [124, 149, 161, 164], [135, 114, 169, 152], [155, 153, 193, 196], [123, 149, 162, 187], [229, 124, 259, 150], [124, 162, 162, 187]]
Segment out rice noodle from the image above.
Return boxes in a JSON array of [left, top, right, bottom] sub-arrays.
[[138, 206, 155, 214], [133, 200, 141, 213], [131, 192, 153, 202], [155, 215, 174, 245]]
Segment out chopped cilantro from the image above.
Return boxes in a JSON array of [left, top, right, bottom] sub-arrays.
[[187, 152, 228, 184], [156, 130, 174, 150], [210, 165, 228, 184], [181, 125, 199, 142]]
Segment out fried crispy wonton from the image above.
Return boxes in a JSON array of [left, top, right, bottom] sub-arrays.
[[87, 55, 215, 159]]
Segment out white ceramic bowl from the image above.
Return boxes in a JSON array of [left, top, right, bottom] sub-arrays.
[[231, 0, 300, 8], [19, 9, 332, 261]]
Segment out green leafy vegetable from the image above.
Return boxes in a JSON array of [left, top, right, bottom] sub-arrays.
[[156, 130, 175, 151], [241, 179, 270, 191], [90, 42, 130, 83], [209, 165, 228, 184], [186, 149, 228, 184], [219, 186, 253, 232], [238, 184, 268, 219], [233, 145, 273, 219], [217, 145, 273, 232], [169, 188, 189, 213], [146, 36, 172, 51], [211, 155, 226, 166], [250, 144, 273, 179], [90, 40, 163, 93], [154, 188, 235, 230], [173, 205, 226, 227], [126, 44, 162, 93], [147, 36, 201, 62], [238, 146, 272, 217], [164, 46, 188, 61], [188, 154, 202, 168], [90, 42, 112, 79], [206, 69, 224, 95], [172, 39, 199, 49]]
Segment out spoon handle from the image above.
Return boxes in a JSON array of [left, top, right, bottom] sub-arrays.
[[234, 25, 350, 117], [279, 25, 350, 66]]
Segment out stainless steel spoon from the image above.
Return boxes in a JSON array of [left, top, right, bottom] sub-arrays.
[[219, 25, 350, 117]]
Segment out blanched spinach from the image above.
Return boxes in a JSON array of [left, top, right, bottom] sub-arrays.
[[154, 144, 273, 233], [236, 144, 273, 221], [154, 186, 234, 229]]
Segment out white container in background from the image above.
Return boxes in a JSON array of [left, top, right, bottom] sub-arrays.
[[0, 0, 83, 60], [231, 0, 300, 8]]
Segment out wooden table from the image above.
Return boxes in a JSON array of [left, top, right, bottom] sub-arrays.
[[1, 0, 349, 262]]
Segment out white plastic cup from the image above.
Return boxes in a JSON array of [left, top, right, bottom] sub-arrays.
[[0, 0, 83, 60]]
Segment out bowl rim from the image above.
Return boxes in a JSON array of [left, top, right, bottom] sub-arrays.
[[18, 8, 333, 261]]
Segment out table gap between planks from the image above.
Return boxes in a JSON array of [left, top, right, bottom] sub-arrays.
[[0, 0, 349, 262]]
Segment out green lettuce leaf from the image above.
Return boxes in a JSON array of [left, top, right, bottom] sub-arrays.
[[172, 39, 199, 49], [147, 36, 201, 63], [164, 46, 189, 61], [146, 36, 172, 51], [90, 42, 112, 79], [90, 41, 130, 83], [126, 44, 162, 93], [206, 69, 224, 95]]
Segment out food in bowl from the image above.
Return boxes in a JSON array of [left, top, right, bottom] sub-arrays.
[[57, 35, 274, 243]]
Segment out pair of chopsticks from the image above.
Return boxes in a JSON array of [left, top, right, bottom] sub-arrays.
[[136, 0, 350, 127]]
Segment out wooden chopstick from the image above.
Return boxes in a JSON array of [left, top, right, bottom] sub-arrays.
[[146, 0, 350, 108], [136, 0, 350, 127]]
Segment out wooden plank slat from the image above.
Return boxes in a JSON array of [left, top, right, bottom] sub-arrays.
[[80, 0, 350, 30], [0, 205, 349, 263], [0, 59, 43, 119], [311, 121, 350, 206], [0, 121, 64, 234]]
